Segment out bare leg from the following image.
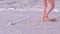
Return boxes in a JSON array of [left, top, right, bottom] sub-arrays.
[[47, 0, 55, 21], [42, 0, 56, 22], [42, 0, 47, 21], [47, 0, 55, 15]]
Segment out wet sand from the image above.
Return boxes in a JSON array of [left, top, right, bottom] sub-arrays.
[[0, 9, 60, 34]]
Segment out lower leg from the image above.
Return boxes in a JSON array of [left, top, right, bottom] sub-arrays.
[[42, 0, 47, 21], [46, 0, 55, 21], [47, 0, 55, 15], [47, 6, 54, 15], [42, 8, 47, 21]]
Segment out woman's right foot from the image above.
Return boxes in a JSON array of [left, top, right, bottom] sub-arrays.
[[42, 16, 57, 22], [42, 14, 48, 21], [42, 15, 52, 22]]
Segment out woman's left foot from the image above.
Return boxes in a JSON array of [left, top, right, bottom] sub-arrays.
[[48, 18, 57, 22]]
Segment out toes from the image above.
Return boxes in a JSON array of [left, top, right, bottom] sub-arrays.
[[51, 18, 56, 21]]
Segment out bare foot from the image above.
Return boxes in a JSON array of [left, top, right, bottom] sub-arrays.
[[42, 14, 50, 22], [42, 15, 57, 22], [42, 15, 47, 21], [49, 18, 57, 22]]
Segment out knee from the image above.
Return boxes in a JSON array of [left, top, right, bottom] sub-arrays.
[[50, 4, 55, 9], [43, 6, 47, 9]]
